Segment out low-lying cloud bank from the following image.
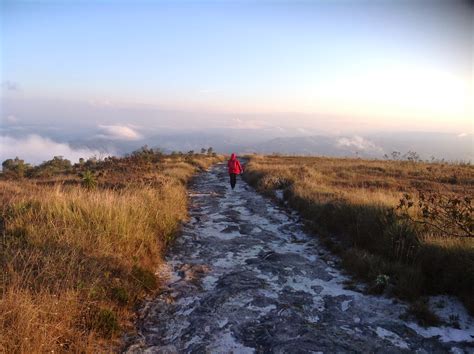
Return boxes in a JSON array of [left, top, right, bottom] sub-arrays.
[[0, 135, 111, 165]]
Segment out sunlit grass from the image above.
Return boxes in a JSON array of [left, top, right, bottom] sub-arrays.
[[244, 155, 474, 316], [0, 154, 222, 353]]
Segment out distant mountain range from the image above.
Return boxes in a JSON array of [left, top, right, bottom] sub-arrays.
[[69, 131, 473, 162], [244, 132, 473, 161]]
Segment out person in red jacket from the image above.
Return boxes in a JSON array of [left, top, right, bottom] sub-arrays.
[[227, 153, 243, 189]]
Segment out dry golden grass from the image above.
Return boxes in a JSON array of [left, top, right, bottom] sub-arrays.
[[244, 155, 474, 315], [0, 154, 222, 353]]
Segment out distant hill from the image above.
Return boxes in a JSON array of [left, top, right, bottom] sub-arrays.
[[241, 132, 473, 161]]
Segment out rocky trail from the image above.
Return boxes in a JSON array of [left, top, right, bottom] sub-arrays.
[[126, 163, 474, 353]]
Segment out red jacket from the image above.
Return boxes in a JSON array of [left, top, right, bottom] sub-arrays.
[[227, 154, 243, 174]]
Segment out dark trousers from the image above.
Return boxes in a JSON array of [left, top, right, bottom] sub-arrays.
[[229, 173, 237, 189]]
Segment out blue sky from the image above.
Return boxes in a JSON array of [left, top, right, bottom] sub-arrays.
[[0, 0, 472, 141]]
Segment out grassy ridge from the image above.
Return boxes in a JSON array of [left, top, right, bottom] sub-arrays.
[[244, 155, 474, 320], [0, 153, 221, 352]]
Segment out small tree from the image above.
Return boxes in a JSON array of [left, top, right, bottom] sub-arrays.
[[85, 156, 98, 169], [201, 148, 207, 154], [391, 151, 401, 161], [38, 156, 72, 175], [207, 147, 214, 155], [2, 157, 30, 177], [404, 151, 421, 163], [397, 190, 473, 238]]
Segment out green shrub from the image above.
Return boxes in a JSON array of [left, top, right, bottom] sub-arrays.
[[110, 286, 129, 306], [81, 170, 97, 189], [93, 308, 120, 337], [131, 265, 157, 291]]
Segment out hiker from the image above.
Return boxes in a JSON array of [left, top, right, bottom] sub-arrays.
[[227, 153, 243, 189]]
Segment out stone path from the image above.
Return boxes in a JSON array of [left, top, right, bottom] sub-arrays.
[[126, 163, 474, 353]]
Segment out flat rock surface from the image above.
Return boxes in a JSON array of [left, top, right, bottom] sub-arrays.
[[126, 163, 474, 353]]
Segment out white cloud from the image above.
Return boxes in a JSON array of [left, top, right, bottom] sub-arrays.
[[97, 124, 142, 140], [336, 135, 383, 153], [0, 135, 108, 164]]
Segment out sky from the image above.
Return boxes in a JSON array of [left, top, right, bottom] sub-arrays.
[[0, 0, 473, 162]]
